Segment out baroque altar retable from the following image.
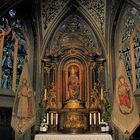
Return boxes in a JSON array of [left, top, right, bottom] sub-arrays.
[[40, 14, 110, 134]]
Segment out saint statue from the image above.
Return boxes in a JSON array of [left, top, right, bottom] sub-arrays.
[[43, 82, 57, 109], [118, 76, 132, 114], [90, 83, 100, 109], [67, 66, 80, 100], [48, 82, 57, 109]]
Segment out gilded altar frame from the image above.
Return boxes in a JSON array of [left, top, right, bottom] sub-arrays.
[[41, 14, 106, 133]]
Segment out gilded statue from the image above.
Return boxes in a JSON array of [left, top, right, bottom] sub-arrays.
[[43, 82, 57, 109], [67, 66, 80, 100], [90, 83, 100, 109]]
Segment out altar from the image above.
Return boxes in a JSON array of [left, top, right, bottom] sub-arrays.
[[39, 14, 111, 134], [34, 134, 113, 140]]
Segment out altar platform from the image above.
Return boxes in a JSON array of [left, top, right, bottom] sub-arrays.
[[34, 133, 113, 140]]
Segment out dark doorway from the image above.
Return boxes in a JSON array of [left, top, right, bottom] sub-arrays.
[[0, 107, 14, 140]]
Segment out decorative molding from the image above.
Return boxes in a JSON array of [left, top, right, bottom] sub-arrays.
[[77, 0, 105, 34], [41, 0, 68, 36], [46, 14, 101, 57]]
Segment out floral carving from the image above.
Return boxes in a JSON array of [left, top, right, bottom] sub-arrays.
[[41, 0, 67, 30], [47, 14, 101, 57], [77, 0, 105, 34]]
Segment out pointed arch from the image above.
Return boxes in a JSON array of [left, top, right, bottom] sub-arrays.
[[41, 4, 107, 60], [114, 3, 140, 89]]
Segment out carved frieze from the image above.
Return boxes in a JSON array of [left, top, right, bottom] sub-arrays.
[[40, 0, 106, 37]]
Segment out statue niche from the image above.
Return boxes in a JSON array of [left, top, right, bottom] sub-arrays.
[[58, 60, 87, 133], [63, 62, 84, 110]]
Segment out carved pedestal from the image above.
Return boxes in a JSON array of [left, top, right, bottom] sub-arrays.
[[59, 109, 88, 133], [59, 99, 89, 133]]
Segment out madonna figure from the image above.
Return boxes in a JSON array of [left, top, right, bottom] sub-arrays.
[[67, 66, 80, 100]]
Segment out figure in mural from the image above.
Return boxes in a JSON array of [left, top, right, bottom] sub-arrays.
[[17, 78, 33, 119], [118, 76, 132, 114], [68, 66, 80, 100]]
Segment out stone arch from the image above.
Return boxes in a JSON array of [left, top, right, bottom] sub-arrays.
[[114, 3, 140, 88], [41, 2, 107, 60]]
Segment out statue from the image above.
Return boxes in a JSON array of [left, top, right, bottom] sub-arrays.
[[90, 83, 100, 109], [43, 82, 57, 109], [67, 66, 80, 100]]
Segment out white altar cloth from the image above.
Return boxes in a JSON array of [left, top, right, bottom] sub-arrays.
[[34, 133, 113, 140]]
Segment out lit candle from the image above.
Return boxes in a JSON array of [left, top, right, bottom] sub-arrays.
[[90, 113, 92, 125], [56, 113, 58, 125], [98, 112, 101, 125], [94, 113, 96, 125], [47, 113, 49, 125], [51, 113, 53, 125]]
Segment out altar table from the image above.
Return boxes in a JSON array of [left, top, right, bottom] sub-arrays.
[[34, 133, 113, 140]]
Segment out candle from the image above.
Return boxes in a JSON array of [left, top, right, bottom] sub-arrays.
[[47, 113, 49, 125], [51, 113, 53, 125], [44, 89, 47, 100], [56, 113, 58, 125], [94, 113, 96, 125], [98, 112, 101, 125], [90, 113, 92, 125], [101, 88, 103, 100]]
